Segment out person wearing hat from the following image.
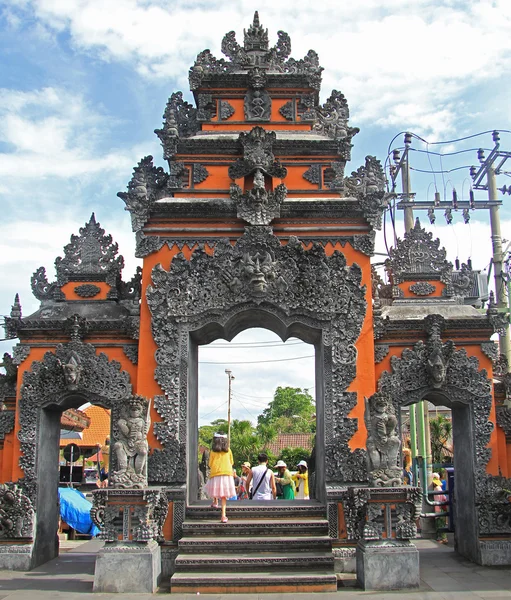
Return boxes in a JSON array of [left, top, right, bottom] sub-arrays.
[[274, 460, 295, 500], [292, 460, 309, 500], [432, 472, 448, 544], [237, 462, 252, 500]]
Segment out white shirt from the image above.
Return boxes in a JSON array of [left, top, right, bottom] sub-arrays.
[[251, 463, 273, 500]]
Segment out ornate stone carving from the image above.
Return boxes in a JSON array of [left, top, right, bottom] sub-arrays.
[[19, 342, 132, 503], [192, 164, 209, 185], [10, 294, 22, 319], [324, 162, 345, 190], [155, 91, 199, 160], [481, 342, 499, 364], [0, 483, 34, 540], [231, 170, 287, 225], [30, 266, 62, 302], [364, 393, 402, 487], [352, 232, 376, 257], [310, 90, 359, 141], [189, 13, 322, 90], [219, 100, 235, 120], [146, 228, 367, 486], [279, 101, 294, 121], [168, 161, 189, 189], [303, 164, 321, 185], [386, 219, 452, 287], [244, 67, 271, 121], [376, 329, 507, 536], [123, 345, 138, 365], [409, 282, 435, 296], [374, 345, 389, 364], [487, 292, 510, 335], [118, 156, 168, 232], [74, 284, 101, 298], [196, 93, 216, 121], [0, 411, 15, 442], [0, 353, 17, 404], [12, 345, 30, 366], [228, 127, 287, 180], [116, 267, 142, 303], [452, 263, 476, 297], [344, 156, 389, 229], [496, 406, 511, 442], [110, 395, 151, 489], [55, 214, 124, 287]]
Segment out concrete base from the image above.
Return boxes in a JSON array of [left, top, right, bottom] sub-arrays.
[[93, 540, 161, 593], [356, 541, 420, 591], [333, 546, 356, 573], [479, 540, 511, 566], [0, 544, 34, 570]]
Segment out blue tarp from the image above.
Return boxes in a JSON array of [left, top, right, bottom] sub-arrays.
[[58, 487, 99, 536]]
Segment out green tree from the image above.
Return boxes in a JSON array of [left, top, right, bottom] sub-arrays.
[[257, 386, 315, 433], [279, 446, 311, 468], [430, 415, 453, 464]]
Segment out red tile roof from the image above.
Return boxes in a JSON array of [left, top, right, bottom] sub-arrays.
[[60, 405, 110, 449], [267, 433, 314, 455]]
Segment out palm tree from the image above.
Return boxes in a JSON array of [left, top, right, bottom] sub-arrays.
[[430, 414, 453, 464]]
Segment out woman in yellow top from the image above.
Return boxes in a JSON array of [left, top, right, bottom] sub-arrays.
[[204, 433, 235, 523], [292, 460, 309, 499]]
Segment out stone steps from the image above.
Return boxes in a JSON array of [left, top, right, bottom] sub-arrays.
[[171, 571, 338, 594], [182, 518, 329, 536], [175, 550, 334, 572], [170, 503, 335, 594], [178, 534, 333, 553]]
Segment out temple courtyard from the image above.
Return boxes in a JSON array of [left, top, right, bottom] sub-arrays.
[[0, 538, 510, 599]]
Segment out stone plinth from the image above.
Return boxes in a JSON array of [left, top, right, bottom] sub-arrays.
[[93, 539, 161, 593], [0, 543, 33, 570], [356, 540, 419, 590]]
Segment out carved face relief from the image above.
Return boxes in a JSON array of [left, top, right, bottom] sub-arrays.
[[427, 349, 446, 388], [241, 251, 276, 293]]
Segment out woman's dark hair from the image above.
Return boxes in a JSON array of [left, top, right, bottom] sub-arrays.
[[212, 435, 229, 452], [258, 452, 268, 463]]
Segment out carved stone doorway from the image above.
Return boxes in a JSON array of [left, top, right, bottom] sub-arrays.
[[187, 310, 324, 504], [18, 342, 132, 568]]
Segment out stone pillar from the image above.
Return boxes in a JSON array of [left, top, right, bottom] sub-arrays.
[[91, 488, 168, 593], [356, 540, 419, 590]]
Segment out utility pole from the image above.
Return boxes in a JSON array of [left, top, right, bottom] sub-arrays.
[[471, 132, 511, 369], [225, 369, 235, 441]]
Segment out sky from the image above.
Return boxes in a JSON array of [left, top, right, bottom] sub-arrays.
[[1, 0, 510, 427]]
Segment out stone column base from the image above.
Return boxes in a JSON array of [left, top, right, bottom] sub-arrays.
[[479, 540, 511, 566], [93, 540, 161, 593], [0, 544, 33, 570], [356, 540, 419, 591]]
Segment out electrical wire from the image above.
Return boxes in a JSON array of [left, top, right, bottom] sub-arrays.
[[199, 400, 228, 420], [199, 355, 315, 365], [410, 165, 472, 174], [202, 341, 306, 349]]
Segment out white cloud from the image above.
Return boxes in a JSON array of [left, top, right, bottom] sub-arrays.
[[7, 0, 511, 138]]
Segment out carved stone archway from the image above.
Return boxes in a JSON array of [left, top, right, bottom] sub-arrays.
[[374, 314, 510, 565], [18, 341, 132, 568], [146, 226, 370, 503]]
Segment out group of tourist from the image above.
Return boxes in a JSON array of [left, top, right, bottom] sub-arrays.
[[205, 433, 309, 523]]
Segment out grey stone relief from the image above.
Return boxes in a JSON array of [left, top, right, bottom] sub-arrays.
[[231, 169, 287, 225], [311, 90, 359, 142], [146, 226, 367, 485], [496, 406, 511, 442], [123, 345, 139, 365], [155, 91, 200, 161], [377, 313, 510, 536], [364, 393, 402, 487], [18, 341, 132, 504], [279, 100, 294, 121], [0, 483, 35, 540], [374, 345, 389, 364], [12, 345, 30, 366], [303, 164, 321, 185], [409, 282, 436, 296], [219, 100, 235, 120], [385, 219, 452, 289], [74, 284, 101, 298], [228, 126, 287, 180], [244, 68, 271, 121], [481, 341, 499, 364], [189, 12, 322, 91], [110, 395, 151, 489]]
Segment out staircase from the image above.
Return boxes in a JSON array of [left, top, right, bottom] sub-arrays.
[[170, 501, 337, 594]]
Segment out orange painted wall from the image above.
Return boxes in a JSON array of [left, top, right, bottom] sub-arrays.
[[61, 281, 112, 301]]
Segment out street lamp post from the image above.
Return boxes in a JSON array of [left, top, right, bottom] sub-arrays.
[[225, 369, 235, 441]]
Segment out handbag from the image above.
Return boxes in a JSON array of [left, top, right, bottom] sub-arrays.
[[249, 468, 269, 499]]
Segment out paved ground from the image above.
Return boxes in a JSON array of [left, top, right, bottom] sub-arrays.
[[0, 537, 510, 599]]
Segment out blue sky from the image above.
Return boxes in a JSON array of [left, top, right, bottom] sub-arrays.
[[1, 1, 510, 425]]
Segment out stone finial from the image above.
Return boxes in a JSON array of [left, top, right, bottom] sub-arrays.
[[10, 294, 21, 319]]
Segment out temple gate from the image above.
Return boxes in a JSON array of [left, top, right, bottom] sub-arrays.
[[0, 11, 510, 594]]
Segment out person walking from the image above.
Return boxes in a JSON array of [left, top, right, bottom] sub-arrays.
[[237, 462, 251, 500], [204, 433, 235, 523], [246, 453, 276, 500], [275, 460, 295, 500]]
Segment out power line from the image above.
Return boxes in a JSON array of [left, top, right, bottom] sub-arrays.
[[201, 341, 306, 349], [199, 354, 315, 365]]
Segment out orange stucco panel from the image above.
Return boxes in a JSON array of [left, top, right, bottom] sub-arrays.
[[60, 281, 112, 301]]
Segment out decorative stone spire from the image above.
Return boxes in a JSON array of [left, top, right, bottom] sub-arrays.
[[244, 12, 269, 52], [10, 294, 21, 319]]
